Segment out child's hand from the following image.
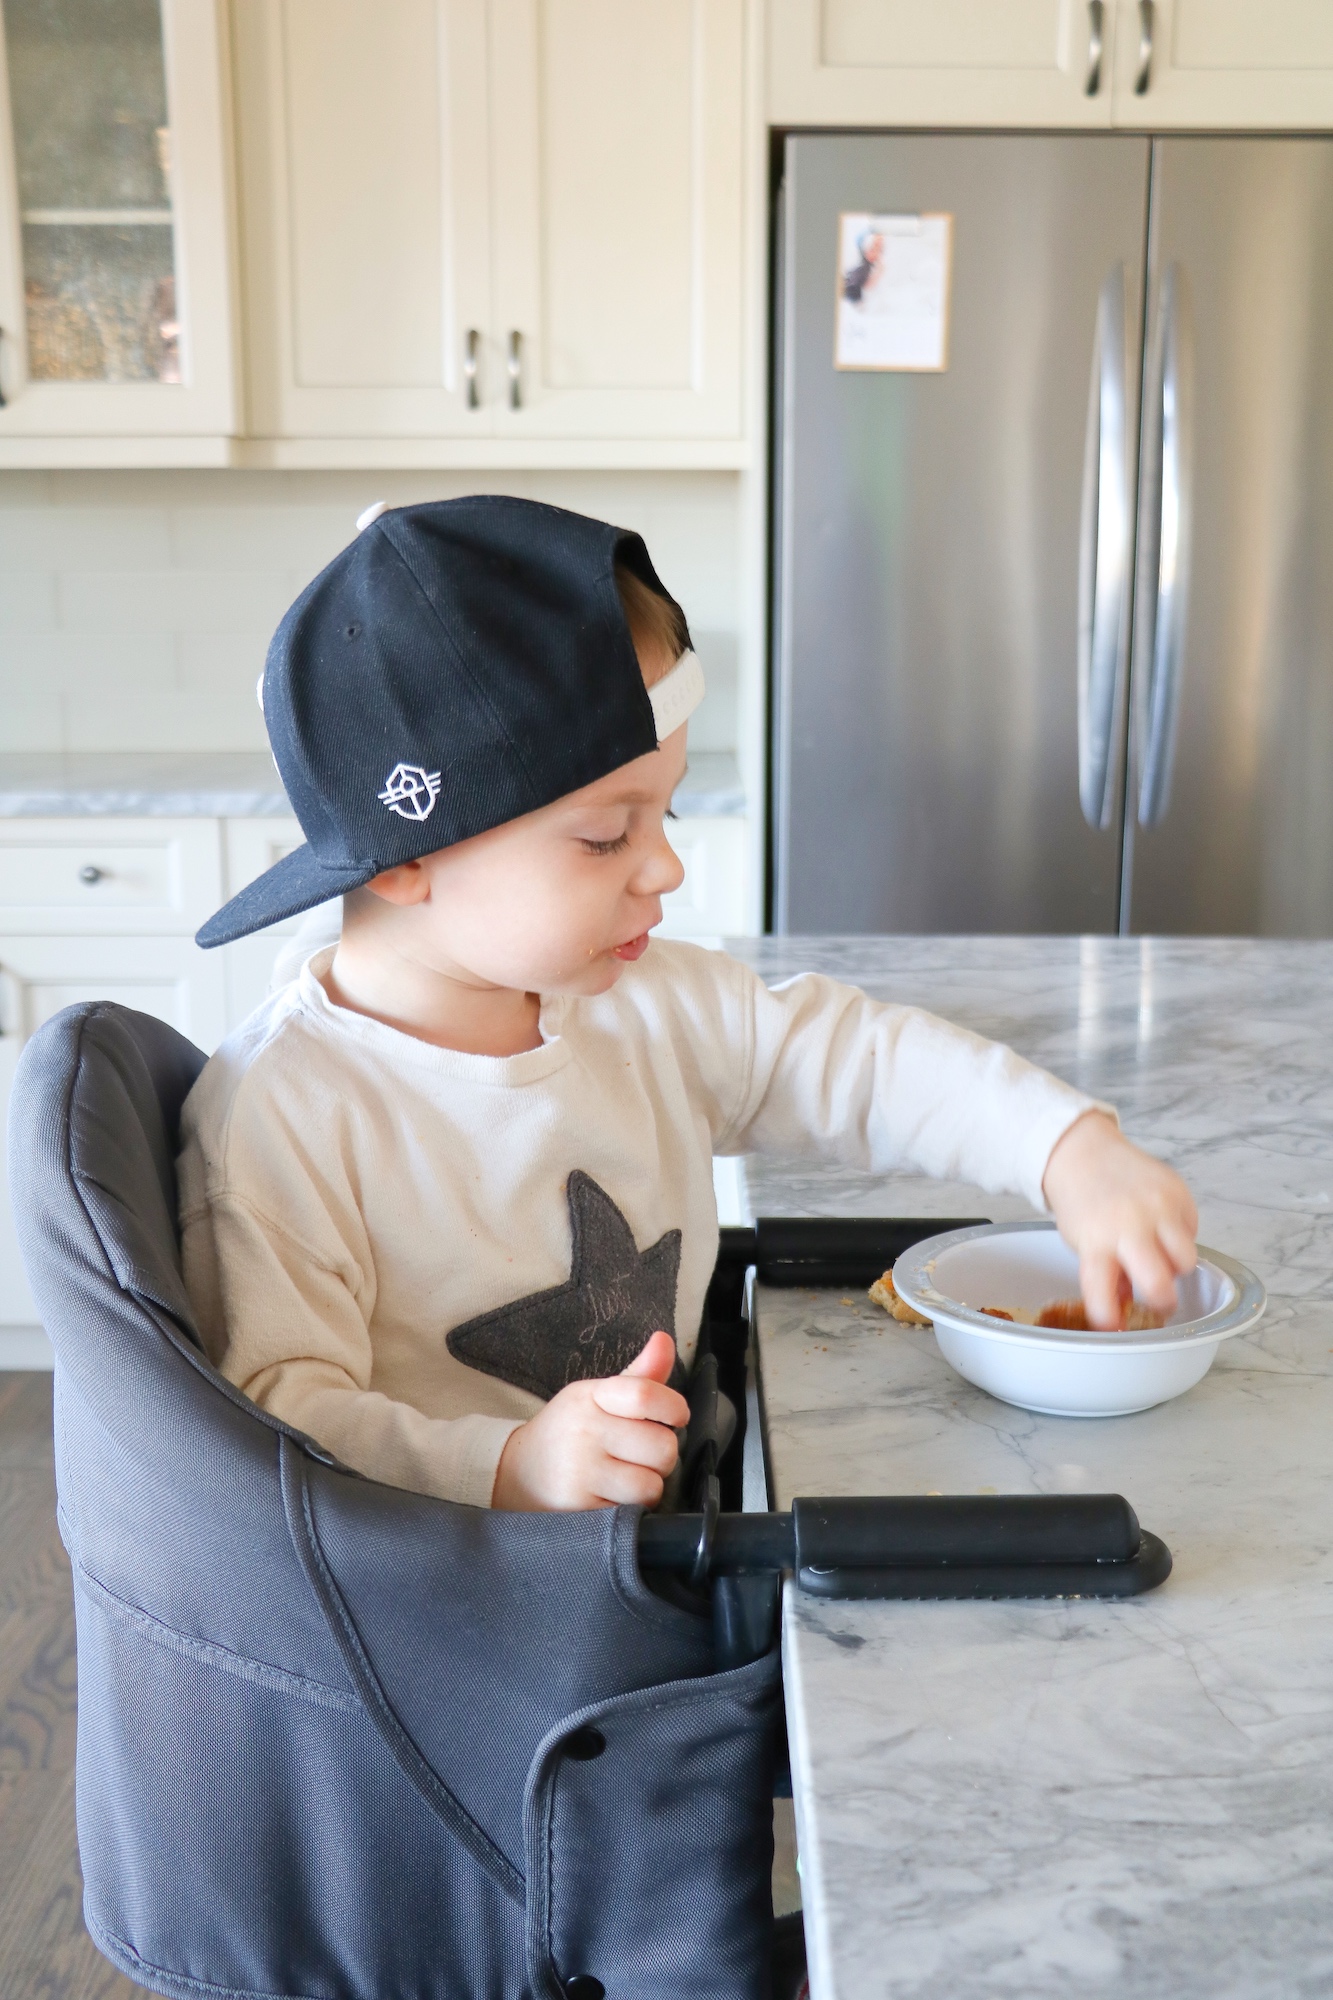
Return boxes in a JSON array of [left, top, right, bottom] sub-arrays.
[[1042, 1111, 1198, 1330], [491, 1330, 688, 1511]]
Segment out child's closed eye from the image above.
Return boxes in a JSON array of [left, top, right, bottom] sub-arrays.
[[580, 832, 631, 855]]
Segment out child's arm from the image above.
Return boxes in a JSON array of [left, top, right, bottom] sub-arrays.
[[1041, 1110, 1197, 1329], [691, 953, 1197, 1324], [491, 1331, 688, 1511]]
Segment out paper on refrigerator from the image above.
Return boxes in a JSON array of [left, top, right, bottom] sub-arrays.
[[835, 212, 953, 372]]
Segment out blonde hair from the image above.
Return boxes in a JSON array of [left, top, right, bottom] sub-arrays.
[[615, 563, 690, 689]]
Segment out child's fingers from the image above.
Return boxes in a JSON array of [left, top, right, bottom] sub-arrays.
[[1119, 1229, 1181, 1312], [587, 1459, 666, 1509], [622, 1330, 678, 1383], [592, 1373, 689, 1429], [592, 1410, 680, 1479], [1079, 1249, 1128, 1330], [1158, 1217, 1198, 1274]]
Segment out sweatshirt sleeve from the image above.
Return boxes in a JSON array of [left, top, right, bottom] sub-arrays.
[[181, 1185, 520, 1510], [712, 961, 1111, 1212]]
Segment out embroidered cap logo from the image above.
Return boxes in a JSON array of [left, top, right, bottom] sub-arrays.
[[379, 763, 442, 821]]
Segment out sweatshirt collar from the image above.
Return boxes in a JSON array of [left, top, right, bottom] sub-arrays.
[[296, 947, 572, 1085]]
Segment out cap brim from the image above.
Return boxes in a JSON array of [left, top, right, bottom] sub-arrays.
[[195, 842, 376, 948]]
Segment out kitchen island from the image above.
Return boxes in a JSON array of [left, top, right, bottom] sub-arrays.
[[728, 937, 1333, 2000]]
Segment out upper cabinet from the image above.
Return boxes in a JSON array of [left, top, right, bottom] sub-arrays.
[[769, 0, 1118, 126], [0, 0, 237, 448], [232, 0, 747, 458], [1110, 0, 1333, 127], [769, 0, 1333, 129]]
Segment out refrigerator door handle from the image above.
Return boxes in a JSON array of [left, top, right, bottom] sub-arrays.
[[1077, 264, 1130, 832], [1138, 264, 1195, 827]]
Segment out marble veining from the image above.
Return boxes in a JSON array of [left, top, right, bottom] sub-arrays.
[[735, 937, 1333, 2000]]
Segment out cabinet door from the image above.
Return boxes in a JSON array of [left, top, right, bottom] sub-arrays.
[[0, 933, 228, 1323], [0, 817, 222, 935], [1111, 0, 1333, 127], [769, 0, 1116, 127], [658, 818, 747, 939], [233, 0, 493, 439], [489, 0, 745, 440], [0, 0, 237, 438]]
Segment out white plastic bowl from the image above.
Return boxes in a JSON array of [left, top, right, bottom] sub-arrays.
[[892, 1221, 1266, 1418]]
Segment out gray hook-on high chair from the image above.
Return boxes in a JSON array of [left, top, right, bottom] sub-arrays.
[[9, 1001, 786, 2000], [8, 1001, 1171, 2000]]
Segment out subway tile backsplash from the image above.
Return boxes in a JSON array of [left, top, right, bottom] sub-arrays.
[[0, 469, 740, 757]]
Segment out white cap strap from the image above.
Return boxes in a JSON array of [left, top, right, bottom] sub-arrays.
[[648, 648, 705, 741]]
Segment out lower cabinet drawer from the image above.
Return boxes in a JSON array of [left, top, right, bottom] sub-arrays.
[[0, 819, 222, 934]]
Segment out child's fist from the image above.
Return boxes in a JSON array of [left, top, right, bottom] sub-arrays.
[[491, 1329, 689, 1511], [1041, 1111, 1198, 1331]]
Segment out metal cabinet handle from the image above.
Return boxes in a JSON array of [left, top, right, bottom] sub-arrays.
[[1137, 264, 1194, 827], [1084, 0, 1104, 95], [1135, 0, 1154, 93], [463, 327, 480, 410], [0, 327, 7, 408], [78, 864, 105, 885], [507, 329, 522, 410], [1077, 264, 1130, 833]]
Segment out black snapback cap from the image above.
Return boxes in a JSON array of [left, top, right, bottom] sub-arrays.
[[197, 496, 691, 948]]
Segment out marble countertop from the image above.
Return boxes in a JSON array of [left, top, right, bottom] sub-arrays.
[[730, 936, 1333, 2000], [0, 750, 744, 820]]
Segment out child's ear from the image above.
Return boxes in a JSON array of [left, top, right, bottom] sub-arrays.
[[365, 859, 431, 906]]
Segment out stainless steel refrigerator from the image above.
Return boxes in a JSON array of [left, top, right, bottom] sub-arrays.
[[772, 133, 1333, 935]]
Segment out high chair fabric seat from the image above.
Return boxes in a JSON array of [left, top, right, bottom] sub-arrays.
[[8, 1002, 781, 2000]]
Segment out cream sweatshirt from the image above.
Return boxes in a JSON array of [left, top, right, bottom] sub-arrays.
[[178, 941, 1101, 1508]]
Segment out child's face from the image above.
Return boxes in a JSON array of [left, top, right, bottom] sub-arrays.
[[362, 725, 689, 996]]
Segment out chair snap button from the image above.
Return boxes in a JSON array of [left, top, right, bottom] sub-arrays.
[[562, 1725, 606, 1761], [564, 1978, 605, 2000]]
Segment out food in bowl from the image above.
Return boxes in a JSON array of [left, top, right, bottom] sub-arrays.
[[1034, 1296, 1165, 1333], [888, 1221, 1266, 1418]]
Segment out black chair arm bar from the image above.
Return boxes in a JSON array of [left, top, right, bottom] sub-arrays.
[[637, 1493, 1143, 1578]]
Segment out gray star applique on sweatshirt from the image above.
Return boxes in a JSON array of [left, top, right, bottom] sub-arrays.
[[445, 1171, 684, 1400]]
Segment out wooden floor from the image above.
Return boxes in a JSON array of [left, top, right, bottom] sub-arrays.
[[0, 1374, 152, 2000]]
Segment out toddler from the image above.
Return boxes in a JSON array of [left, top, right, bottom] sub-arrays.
[[180, 498, 1197, 1512]]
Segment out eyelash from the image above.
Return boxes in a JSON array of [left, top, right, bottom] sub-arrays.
[[580, 810, 677, 857]]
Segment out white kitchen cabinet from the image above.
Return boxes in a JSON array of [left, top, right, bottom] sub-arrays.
[[0, 0, 238, 454], [658, 817, 748, 939], [488, 0, 745, 443], [0, 816, 223, 935], [769, 0, 1333, 129], [232, 0, 746, 454], [1110, 0, 1333, 128], [769, 0, 1117, 128], [0, 931, 229, 1326], [232, 0, 491, 443]]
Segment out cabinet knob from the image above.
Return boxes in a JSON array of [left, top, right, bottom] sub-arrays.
[[464, 327, 480, 410], [78, 864, 105, 885], [508, 329, 522, 411]]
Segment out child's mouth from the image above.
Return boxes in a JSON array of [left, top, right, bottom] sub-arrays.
[[612, 932, 651, 961]]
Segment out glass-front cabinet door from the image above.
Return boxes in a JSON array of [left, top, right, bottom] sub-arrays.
[[0, 0, 236, 446]]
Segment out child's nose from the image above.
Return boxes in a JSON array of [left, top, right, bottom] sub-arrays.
[[636, 828, 686, 898]]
